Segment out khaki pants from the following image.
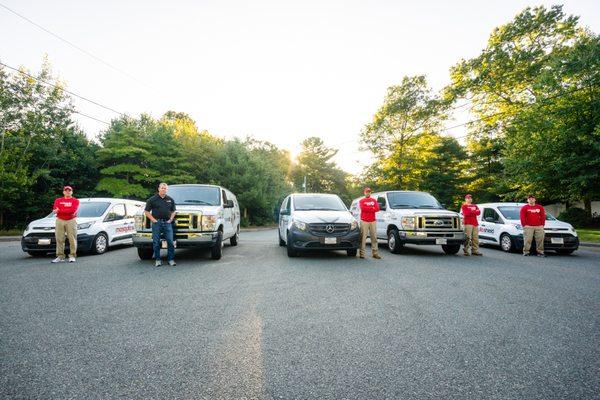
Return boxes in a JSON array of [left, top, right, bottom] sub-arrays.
[[360, 221, 379, 256], [55, 218, 77, 258], [523, 226, 545, 254], [464, 224, 479, 253]]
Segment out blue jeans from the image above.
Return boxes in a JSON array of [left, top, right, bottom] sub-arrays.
[[152, 220, 175, 261]]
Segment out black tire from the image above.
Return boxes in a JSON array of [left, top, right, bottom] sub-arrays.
[[347, 249, 357, 257], [556, 249, 575, 255], [278, 230, 285, 246], [230, 227, 239, 246], [387, 229, 404, 254], [211, 231, 223, 260], [91, 232, 109, 254], [27, 251, 47, 257], [442, 244, 461, 255], [286, 231, 298, 257], [500, 233, 515, 253], [137, 247, 153, 260]]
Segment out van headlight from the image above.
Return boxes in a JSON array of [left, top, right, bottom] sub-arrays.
[[77, 221, 94, 230], [570, 227, 578, 237], [401, 216, 416, 230], [293, 219, 308, 231], [350, 220, 359, 231], [202, 215, 218, 231], [134, 215, 144, 230], [513, 224, 523, 231]]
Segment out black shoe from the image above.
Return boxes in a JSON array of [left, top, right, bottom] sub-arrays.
[[537, 253, 547, 258]]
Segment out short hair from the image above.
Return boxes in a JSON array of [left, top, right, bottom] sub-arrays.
[[158, 182, 168, 188]]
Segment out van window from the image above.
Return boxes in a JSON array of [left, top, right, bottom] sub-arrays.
[[106, 204, 126, 221], [482, 208, 501, 223], [280, 197, 289, 212], [126, 203, 143, 218], [222, 190, 228, 205]]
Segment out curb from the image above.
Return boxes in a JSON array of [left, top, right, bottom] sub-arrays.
[[0, 236, 20, 242], [580, 242, 600, 248]]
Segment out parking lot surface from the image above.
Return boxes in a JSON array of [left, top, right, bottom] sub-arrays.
[[1, 229, 599, 399]]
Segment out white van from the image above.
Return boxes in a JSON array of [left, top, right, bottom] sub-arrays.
[[133, 184, 241, 260], [476, 202, 580, 254], [21, 198, 145, 256]]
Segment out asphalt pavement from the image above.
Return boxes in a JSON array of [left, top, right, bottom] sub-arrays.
[[1, 229, 599, 400]]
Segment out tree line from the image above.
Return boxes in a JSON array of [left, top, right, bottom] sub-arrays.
[[1, 5, 598, 230]]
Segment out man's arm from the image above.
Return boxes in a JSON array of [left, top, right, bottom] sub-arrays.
[[144, 210, 158, 223], [168, 211, 176, 223], [520, 207, 526, 226], [541, 207, 546, 226], [52, 199, 59, 213], [475, 206, 481, 216]]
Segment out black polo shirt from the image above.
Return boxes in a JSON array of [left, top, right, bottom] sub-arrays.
[[145, 194, 176, 220]]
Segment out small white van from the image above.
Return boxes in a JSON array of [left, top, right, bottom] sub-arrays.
[[21, 198, 145, 256]]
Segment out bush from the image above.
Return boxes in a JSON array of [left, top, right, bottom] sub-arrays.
[[557, 207, 590, 228]]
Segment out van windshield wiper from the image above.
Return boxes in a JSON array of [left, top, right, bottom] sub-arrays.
[[417, 205, 440, 208], [391, 204, 416, 208], [181, 200, 213, 205]]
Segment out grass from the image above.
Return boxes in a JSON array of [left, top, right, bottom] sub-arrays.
[[578, 228, 600, 243], [0, 229, 22, 236]]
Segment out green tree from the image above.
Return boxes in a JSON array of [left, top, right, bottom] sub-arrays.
[[291, 137, 349, 202]]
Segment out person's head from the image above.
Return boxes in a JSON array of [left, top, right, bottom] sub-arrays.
[[63, 186, 73, 198], [364, 187, 372, 198], [464, 194, 473, 204], [527, 195, 536, 205], [158, 182, 168, 196]]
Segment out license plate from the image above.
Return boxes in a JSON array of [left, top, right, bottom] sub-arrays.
[[436, 238, 447, 245], [38, 238, 51, 245], [161, 240, 177, 248], [324, 237, 337, 245], [551, 237, 564, 244]]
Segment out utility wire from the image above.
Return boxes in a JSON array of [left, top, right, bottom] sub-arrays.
[[0, 2, 151, 89], [0, 61, 125, 116]]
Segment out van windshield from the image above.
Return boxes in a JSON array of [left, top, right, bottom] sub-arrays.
[[498, 206, 556, 221], [47, 202, 110, 218], [294, 195, 347, 211], [386, 192, 443, 209], [167, 186, 221, 206]]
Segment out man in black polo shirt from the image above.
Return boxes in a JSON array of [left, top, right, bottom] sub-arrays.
[[145, 182, 177, 267]]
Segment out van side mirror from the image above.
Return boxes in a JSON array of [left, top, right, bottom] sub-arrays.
[[377, 197, 386, 211], [225, 199, 234, 208]]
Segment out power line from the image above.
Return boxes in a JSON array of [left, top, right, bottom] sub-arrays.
[[1, 61, 114, 125], [0, 2, 151, 89], [0, 61, 125, 116]]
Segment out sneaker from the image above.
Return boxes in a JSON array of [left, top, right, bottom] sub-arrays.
[[373, 254, 382, 259], [537, 253, 547, 258], [168, 260, 176, 266], [523, 253, 531, 257], [155, 259, 162, 267], [472, 252, 483, 256], [68, 257, 76, 263], [463, 252, 470, 256], [51, 257, 65, 263]]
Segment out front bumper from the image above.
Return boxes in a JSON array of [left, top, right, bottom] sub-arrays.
[[398, 230, 466, 245], [512, 234, 579, 250], [289, 228, 360, 251], [132, 231, 220, 249], [21, 233, 95, 253]]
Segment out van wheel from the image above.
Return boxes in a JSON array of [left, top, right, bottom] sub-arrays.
[[286, 231, 298, 257], [347, 249, 357, 257], [500, 233, 515, 253], [442, 244, 461, 255], [388, 229, 403, 254], [211, 231, 223, 260], [230, 227, 239, 246], [92, 233, 109, 254], [137, 248, 153, 260]]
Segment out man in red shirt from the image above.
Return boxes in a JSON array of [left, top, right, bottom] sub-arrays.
[[358, 187, 382, 259], [461, 194, 482, 256], [520, 195, 546, 257], [51, 186, 80, 263]]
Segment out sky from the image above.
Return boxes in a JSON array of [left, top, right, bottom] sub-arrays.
[[1, 0, 599, 174]]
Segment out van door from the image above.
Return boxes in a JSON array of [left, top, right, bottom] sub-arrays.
[[280, 197, 291, 241], [104, 203, 128, 244], [479, 208, 503, 243], [376, 194, 388, 239], [221, 189, 234, 239]]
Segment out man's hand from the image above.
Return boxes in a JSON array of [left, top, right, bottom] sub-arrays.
[[53, 208, 59, 213]]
